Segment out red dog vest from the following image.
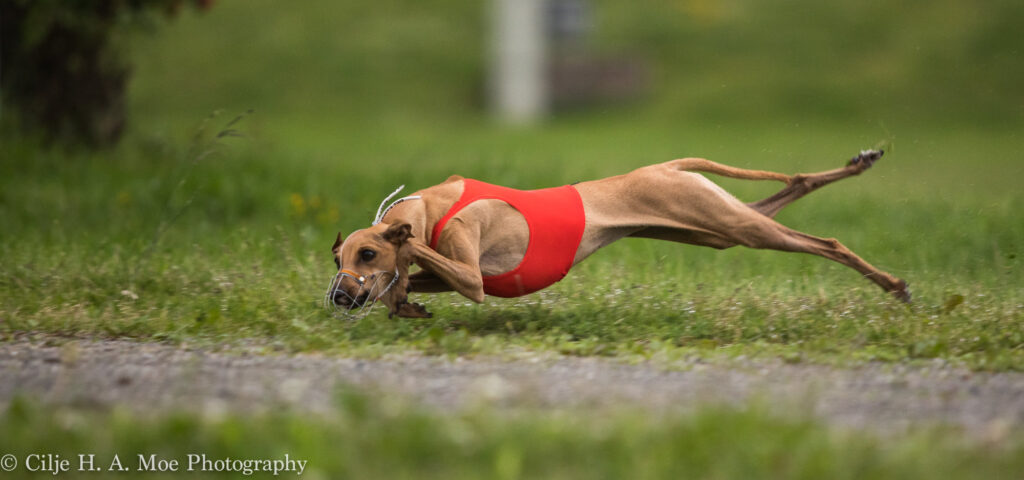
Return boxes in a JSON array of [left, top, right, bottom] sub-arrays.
[[429, 179, 586, 298]]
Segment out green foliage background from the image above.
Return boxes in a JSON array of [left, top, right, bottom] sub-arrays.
[[127, 0, 1024, 129]]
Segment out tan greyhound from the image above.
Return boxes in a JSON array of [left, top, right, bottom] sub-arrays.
[[328, 149, 909, 318]]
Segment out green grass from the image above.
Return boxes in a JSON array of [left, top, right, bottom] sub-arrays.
[[1, 118, 1021, 369], [2, 392, 1023, 480]]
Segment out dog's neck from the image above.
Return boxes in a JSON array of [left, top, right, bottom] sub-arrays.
[[376, 180, 467, 248], [378, 198, 430, 242]]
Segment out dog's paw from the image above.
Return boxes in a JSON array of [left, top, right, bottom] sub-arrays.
[[848, 149, 884, 169], [891, 279, 912, 304], [394, 301, 432, 318]]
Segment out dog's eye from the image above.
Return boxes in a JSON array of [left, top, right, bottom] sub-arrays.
[[334, 257, 340, 269], [359, 249, 376, 263]]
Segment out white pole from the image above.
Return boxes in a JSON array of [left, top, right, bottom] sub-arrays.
[[491, 0, 547, 124]]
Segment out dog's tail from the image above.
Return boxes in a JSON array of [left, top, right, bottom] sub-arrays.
[[670, 158, 791, 183]]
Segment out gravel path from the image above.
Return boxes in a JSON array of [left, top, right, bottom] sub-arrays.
[[2, 340, 1023, 437]]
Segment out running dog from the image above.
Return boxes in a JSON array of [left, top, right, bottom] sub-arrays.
[[327, 150, 909, 318]]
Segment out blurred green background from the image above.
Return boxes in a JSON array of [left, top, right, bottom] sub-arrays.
[[116, 0, 1024, 231], [130, 0, 1024, 134], [120, 0, 1024, 223]]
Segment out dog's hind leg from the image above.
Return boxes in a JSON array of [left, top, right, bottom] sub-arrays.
[[705, 203, 909, 301], [577, 155, 906, 301], [747, 150, 884, 218]]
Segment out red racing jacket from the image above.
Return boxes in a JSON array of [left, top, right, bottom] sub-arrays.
[[429, 179, 586, 297]]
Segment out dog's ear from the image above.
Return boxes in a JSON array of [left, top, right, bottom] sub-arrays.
[[331, 232, 343, 253], [382, 223, 414, 245]]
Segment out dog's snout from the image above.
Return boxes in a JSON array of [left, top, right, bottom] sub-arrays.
[[332, 289, 371, 309], [333, 291, 353, 307]]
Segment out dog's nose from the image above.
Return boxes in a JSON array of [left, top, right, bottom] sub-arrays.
[[333, 291, 353, 307], [333, 291, 370, 308]]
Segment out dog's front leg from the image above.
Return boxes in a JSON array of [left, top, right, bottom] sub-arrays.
[[375, 223, 434, 318], [405, 237, 486, 303], [386, 270, 452, 319], [408, 270, 454, 293]]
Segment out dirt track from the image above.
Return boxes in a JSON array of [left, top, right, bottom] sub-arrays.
[[2, 340, 1022, 438]]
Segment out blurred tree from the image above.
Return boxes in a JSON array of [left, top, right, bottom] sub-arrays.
[[0, 0, 213, 148]]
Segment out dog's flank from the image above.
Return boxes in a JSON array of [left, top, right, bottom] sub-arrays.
[[329, 150, 909, 318]]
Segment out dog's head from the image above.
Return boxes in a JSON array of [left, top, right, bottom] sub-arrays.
[[326, 222, 414, 317]]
